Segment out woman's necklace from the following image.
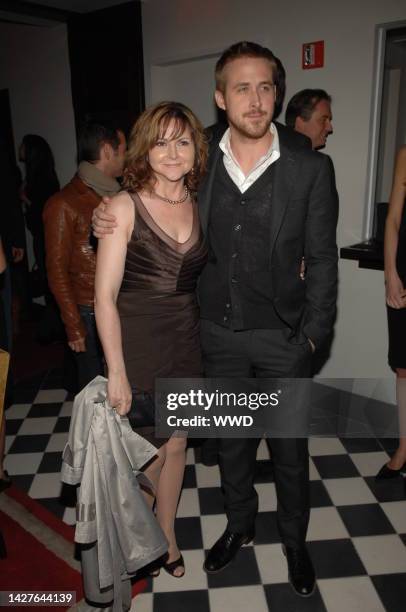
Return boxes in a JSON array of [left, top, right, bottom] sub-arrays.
[[152, 185, 189, 205]]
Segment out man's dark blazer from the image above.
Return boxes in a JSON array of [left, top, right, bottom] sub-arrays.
[[197, 122, 338, 348]]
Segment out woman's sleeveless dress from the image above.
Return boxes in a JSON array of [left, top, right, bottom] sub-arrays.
[[117, 192, 207, 444], [387, 199, 406, 369]]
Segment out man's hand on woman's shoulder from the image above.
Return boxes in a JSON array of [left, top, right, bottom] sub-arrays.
[[92, 196, 118, 238]]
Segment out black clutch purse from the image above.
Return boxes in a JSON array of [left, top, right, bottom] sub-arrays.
[[127, 390, 155, 428]]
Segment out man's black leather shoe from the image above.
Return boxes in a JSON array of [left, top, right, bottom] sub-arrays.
[[203, 529, 254, 573], [284, 546, 316, 597]]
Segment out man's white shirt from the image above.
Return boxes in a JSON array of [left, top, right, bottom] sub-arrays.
[[219, 123, 280, 193]]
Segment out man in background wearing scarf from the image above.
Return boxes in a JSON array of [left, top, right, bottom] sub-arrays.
[[44, 121, 126, 390]]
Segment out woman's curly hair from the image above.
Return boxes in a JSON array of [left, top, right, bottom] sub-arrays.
[[122, 101, 208, 194]]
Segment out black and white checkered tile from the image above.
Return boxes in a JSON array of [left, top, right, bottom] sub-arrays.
[[4, 370, 406, 612]]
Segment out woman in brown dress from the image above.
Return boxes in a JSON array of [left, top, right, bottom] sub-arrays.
[[94, 102, 207, 577]]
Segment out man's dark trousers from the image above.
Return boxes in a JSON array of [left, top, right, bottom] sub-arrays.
[[75, 305, 104, 390], [201, 320, 312, 548]]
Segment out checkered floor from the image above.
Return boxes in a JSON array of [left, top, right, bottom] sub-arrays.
[[4, 368, 406, 612]]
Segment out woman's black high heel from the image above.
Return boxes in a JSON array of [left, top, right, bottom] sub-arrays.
[[375, 462, 406, 480], [162, 554, 185, 578]]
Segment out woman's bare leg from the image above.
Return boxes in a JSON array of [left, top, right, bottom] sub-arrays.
[[141, 448, 167, 575], [155, 436, 187, 576], [141, 436, 187, 576], [142, 448, 166, 508], [387, 369, 406, 469]]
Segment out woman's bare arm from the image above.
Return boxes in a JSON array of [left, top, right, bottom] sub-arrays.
[[94, 192, 134, 414]]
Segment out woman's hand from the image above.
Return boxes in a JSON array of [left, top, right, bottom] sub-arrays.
[[385, 271, 406, 309], [92, 197, 118, 238], [107, 371, 132, 415]]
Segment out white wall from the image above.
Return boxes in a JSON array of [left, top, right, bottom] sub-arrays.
[[377, 68, 401, 202], [396, 45, 406, 148], [142, 0, 406, 398], [150, 56, 219, 127], [0, 20, 77, 278], [0, 21, 77, 187]]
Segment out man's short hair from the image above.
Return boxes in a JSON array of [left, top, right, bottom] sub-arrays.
[[77, 120, 122, 163], [215, 41, 285, 111], [273, 55, 286, 119], [285, 89, 331, 128]]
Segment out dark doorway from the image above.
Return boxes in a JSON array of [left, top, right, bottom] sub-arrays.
[[0, 88, 29, 347], [67, 0, 145, 136], [0, 88, 24, 257], [0, 89, 17, 168]]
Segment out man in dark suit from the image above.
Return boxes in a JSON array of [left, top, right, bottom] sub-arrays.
[[197, 42, 338, 596], [285, 88, 333, 150], [92, 41, 338, 597]]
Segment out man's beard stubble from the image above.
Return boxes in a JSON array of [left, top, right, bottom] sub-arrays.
[[228, 111, 272, 140]]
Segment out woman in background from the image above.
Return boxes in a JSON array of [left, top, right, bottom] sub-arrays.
[[19, 135, 62, 343], [95, 102, 207, 576], [377, 145, 406, 479], [19, 134, 60, 292]]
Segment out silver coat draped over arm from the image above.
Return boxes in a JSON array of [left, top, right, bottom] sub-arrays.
[[61, 376, 168, 605]]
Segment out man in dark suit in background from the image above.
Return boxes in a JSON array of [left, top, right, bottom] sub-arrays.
[[197, 42, 338, 596], [285, 88, 333, 150], [92, 41, 338, 597], [285, 88, 336, 339]]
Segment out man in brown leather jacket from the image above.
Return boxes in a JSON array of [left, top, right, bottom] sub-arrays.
[[43, 121, 126, 389]]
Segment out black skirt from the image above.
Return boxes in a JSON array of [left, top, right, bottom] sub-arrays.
[[387, 304, 406, 370], [387, 206, 406, 370]]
